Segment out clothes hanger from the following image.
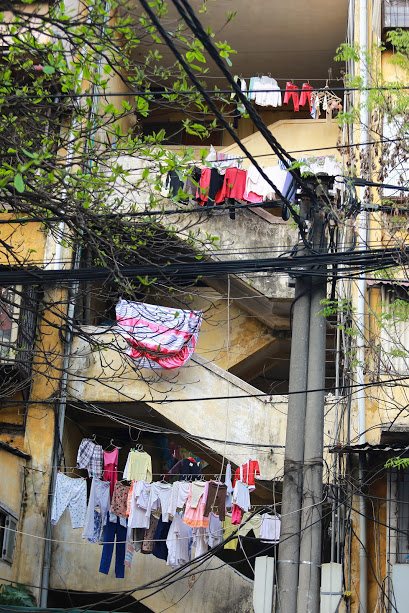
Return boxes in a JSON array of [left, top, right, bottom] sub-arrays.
[[91, 433, 97, 443], [105, 438, 119, 451]]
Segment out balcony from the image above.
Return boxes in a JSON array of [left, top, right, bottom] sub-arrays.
[[110, 118, 341, 302]]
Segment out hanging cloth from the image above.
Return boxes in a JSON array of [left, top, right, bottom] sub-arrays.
[[103, 447, 119, 497], [283, 82, 300, 111], [299, 83, 314, 112], [116, 300, 203, 370]]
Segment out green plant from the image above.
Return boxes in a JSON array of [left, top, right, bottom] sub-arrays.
[[0, 583, 36, 606]]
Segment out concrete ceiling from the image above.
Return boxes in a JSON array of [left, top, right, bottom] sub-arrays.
[[133, 0, 349, 84]]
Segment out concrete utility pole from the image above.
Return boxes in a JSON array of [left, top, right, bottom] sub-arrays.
[[276, 199, 311, 613], [296, 209, 327, 613]]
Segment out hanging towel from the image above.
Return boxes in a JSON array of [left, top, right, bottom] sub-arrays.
[[116, 300, 203, 370]]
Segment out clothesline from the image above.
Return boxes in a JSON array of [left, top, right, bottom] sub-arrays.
[[6, 513, 280, 545]]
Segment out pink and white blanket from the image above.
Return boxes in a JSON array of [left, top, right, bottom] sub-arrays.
[[116, 299, 203, 369]]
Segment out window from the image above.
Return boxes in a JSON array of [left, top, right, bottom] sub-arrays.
[[379, 285, 409, 373], [389, 467, 409, 562], [383, 0, 409, 29], [0, 287, 21, 361], [382, 117, 409, 200], [0, 508, 17, 564]]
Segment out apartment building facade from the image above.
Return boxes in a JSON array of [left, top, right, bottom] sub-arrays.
[[0, 1, 351, 612]]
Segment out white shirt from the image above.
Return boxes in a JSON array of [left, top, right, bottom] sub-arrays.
[[128, 481, 151, 529], [166, 481, 191, 518], [166, 513, 191, 569], [145, 482, 172, 522], [260, 513, 281, 542]]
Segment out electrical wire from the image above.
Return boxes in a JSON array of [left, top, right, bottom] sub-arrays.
[[5, 86, 409, 101]]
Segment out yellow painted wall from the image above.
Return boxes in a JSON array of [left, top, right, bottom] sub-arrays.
[[0, 449, 27, 584], [0, 215, 68, 600], [220, 118, 341, 168]]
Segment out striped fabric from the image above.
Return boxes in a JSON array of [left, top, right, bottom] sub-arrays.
[[116, 299, 203, 369]]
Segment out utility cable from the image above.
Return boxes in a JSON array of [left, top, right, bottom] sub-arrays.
[[138, 0, 304, 232]]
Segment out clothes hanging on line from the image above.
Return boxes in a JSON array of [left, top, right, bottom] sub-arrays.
[[260, 513, 281, 542], [233, 460, 261, 491], [110, 481, 130, 518], [166, 480, 192, 516], [224, 462, 233, 510], [219, 167, 247, 201], [232, 481, 251, 512], [77, 438, 103, 478], [283, 81, 300, 111], [141, 514, 159, 554], [196, 167, 225, 206], [82, 476, 110, 542], [168, 457, 202, 481], [183, 485, 209, 528], [192, 526, 208, 558], [152, 516, 171, 561], [238, 512, 263, 538], [183, 166, 202, 196], [166, 512, 191, 569], [99, 513, 127, 579], [116, 299, 203, 370], [128, 480, 152, 529], [145, 482, 172, 522], [248, 75, 282, 108], [205, 145, 242, 172], [103, 447, 119, 497], [123, 448, 152, 482], [207, 512, 223, 548], [299, 83, 314, 111], [231, 504, 242, 525], [190, 480, 207, 508], [51, 472, 87, 529], [222, 514, 238, 550], [203, 481, 227, 521], [166, 170, 188, 203]]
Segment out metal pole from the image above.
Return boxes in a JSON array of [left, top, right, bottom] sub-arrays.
[[276, 199, 311, 613], [296, 209, 327, 613], [357, 0, 369, 603]]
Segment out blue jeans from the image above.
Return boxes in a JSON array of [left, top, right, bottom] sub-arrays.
[[99, 515, 127, 578]]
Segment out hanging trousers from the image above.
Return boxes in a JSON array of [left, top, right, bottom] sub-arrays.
[[99, 514, 127, 578]]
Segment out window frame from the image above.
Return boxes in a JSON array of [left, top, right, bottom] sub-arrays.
[[378, 284, 409, 374], [0, 285, 22, 363], [0, 504, 18, 565]]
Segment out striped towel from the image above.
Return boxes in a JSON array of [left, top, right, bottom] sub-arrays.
[[116, 299, 202, 369]]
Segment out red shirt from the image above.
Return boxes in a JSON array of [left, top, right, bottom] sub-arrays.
[[219, 168, 247, 201], [233, 460, 260, 488]]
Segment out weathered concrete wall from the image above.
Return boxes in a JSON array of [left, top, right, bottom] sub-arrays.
[[49, 511, 253, 613], [68, 328, 288, 478], [155, 286, 286, 371]]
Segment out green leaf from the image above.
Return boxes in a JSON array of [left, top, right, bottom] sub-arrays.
[[42, 65, 55, 75], [14, 173, 25, 193]]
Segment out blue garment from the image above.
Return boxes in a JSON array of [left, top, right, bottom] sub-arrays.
[[88, 510, 103, 544], [99, 514, 127, 578], [152, 517, 171, 561]]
